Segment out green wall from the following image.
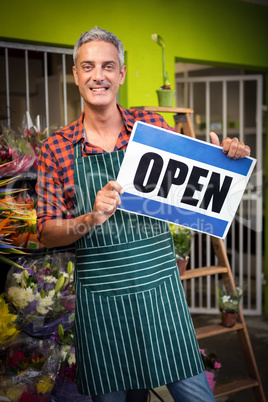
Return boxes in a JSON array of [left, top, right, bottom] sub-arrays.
[[1, 0, 268, 113]]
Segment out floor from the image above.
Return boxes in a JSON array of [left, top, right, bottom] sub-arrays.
[[148, 314, 268, 402]]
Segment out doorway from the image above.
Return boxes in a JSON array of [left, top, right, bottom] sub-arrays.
[[175, 64, 265, 315]]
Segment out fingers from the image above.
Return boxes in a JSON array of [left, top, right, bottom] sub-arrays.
[[96, 182, 123, 211], [221, 137, 251, 159], [209, 132, 221, 146], [210, 132, 251, 159], [91, 181, 124, 226], [105, 180, 124, 195]]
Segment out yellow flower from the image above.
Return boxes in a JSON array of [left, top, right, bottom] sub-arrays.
[[32, 355, 45, 365], [5, 384, 27, 401], [36, 376, 53, 394], [0, 298, 20, 344]]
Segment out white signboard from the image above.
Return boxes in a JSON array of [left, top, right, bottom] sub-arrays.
[[117, 121, 256, 238]]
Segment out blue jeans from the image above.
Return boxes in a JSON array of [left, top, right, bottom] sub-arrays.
[[91, 372, 216, 401]]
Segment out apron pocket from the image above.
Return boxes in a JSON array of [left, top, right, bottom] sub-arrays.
[[75, 232, 177, 297]]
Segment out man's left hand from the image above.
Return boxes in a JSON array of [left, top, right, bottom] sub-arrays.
[[209, 132, 251, 159]]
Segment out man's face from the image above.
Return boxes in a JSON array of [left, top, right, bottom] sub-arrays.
[[73, 40, 126, 109]]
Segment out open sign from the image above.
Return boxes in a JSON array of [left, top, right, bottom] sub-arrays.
[[117, 121, 256, 238]]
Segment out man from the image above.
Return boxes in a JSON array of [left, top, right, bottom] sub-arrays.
[[36, 27, 250, 402]]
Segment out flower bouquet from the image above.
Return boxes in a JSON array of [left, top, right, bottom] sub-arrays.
[[0, 176, 33, 267], [21, 113, 46, 171], [5, 251, 76, 337], [217, 280, 243, 327], [0, 295, 28, 347], [50, 325, 92, 401], [0, 332, 60, 401], [200, 348, 221, 392], [0, 126, 36, 178], [7, 191, 44, 250]]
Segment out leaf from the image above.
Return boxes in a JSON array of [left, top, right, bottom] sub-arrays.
[[0, 255, 25, 269], [0, 216, 11, 232]]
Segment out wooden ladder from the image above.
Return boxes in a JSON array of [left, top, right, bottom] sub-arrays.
[[135, 106, 266, 401]]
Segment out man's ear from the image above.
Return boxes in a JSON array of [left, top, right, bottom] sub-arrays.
[[73, 66, 79, 86], [119, 65, 127, 86]]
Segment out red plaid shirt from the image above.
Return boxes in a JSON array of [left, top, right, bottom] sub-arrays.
[[36, 104, 171, 237]]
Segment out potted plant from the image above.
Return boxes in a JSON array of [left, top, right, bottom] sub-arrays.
[[200, 348, 221, 393], [151, 33, 176, 107], [169, 224, 194, 275], [217, 280, 243, 327]]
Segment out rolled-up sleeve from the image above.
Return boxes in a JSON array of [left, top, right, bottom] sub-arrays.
[[36, 137, 74, 239]]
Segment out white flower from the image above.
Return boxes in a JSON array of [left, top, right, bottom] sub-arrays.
[[48, 289, 56, 298], [7, 286, 35, 309], [42, 276, 57, 284], [68, 352, 76, 366], [222, 295, 231, 303], [36, 306, 50, 315], [61, 345, 71, 362], [13, 273, 23, 281], [36, 292, 54, 314]]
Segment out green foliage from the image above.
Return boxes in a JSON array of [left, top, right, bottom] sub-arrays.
[[217, 280, 243, 313], [169, 224, 194, 259], [151, 33, 170, 88]]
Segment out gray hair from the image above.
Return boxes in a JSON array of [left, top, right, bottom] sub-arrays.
[[73, 26, 125, 70]]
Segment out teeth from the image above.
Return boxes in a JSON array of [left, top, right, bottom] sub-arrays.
[[91, 88, 107, 91]]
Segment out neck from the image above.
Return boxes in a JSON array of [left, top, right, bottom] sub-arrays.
[[84, 103, 119, 130], [83, 103, 124, 152]]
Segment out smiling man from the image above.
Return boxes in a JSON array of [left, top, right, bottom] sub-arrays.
[[36, 27, 250, 402]]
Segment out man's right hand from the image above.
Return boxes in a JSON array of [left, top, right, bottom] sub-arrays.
[[90, 180, 124, 227], [40, 180, 124, 248]]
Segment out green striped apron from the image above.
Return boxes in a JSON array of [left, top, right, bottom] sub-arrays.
[[73, 142, 203, 396]]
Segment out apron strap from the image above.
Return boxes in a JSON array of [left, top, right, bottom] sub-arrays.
[[74, 140, 83, 159]]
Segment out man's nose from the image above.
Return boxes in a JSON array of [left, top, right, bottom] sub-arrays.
[[92, 66, 104, 82]]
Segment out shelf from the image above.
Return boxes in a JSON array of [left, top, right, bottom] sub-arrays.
[[195, 322, 244, 339], [132, 106, 194, 114], [214, 378, 259, 398], [180, 266, 228, 280]]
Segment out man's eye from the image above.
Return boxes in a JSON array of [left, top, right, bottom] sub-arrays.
[[83, 65, 92, 71], [105, 65, 114, 70]]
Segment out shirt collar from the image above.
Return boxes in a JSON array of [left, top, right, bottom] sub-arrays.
[[56, 111, 85, 145], [117, 104, 135, 133], [57, 104, 134, 144]]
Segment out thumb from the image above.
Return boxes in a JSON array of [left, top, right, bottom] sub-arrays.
[[209, 131, 221, 146]]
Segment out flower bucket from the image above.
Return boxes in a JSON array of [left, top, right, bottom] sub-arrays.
[[221, 311, 238, 328], [177, 257, 189, 276], [156, 89, 176, 107], [205, 370, 216, 393]]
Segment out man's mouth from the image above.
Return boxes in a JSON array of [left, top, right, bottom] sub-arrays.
[[90, 87, 109, 92]]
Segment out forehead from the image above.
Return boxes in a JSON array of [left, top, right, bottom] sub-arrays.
[[77, 40, 119, 63]]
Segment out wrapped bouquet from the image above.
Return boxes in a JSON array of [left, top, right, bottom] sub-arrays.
[[0, 296, 28, 347], [0, 176, 33, 267], [0, 126, 36, 178], [50, 325, 92, 401], [0, 332, 60, 401], [8, 191, 44, 250], [5, 252, 76, 337]]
